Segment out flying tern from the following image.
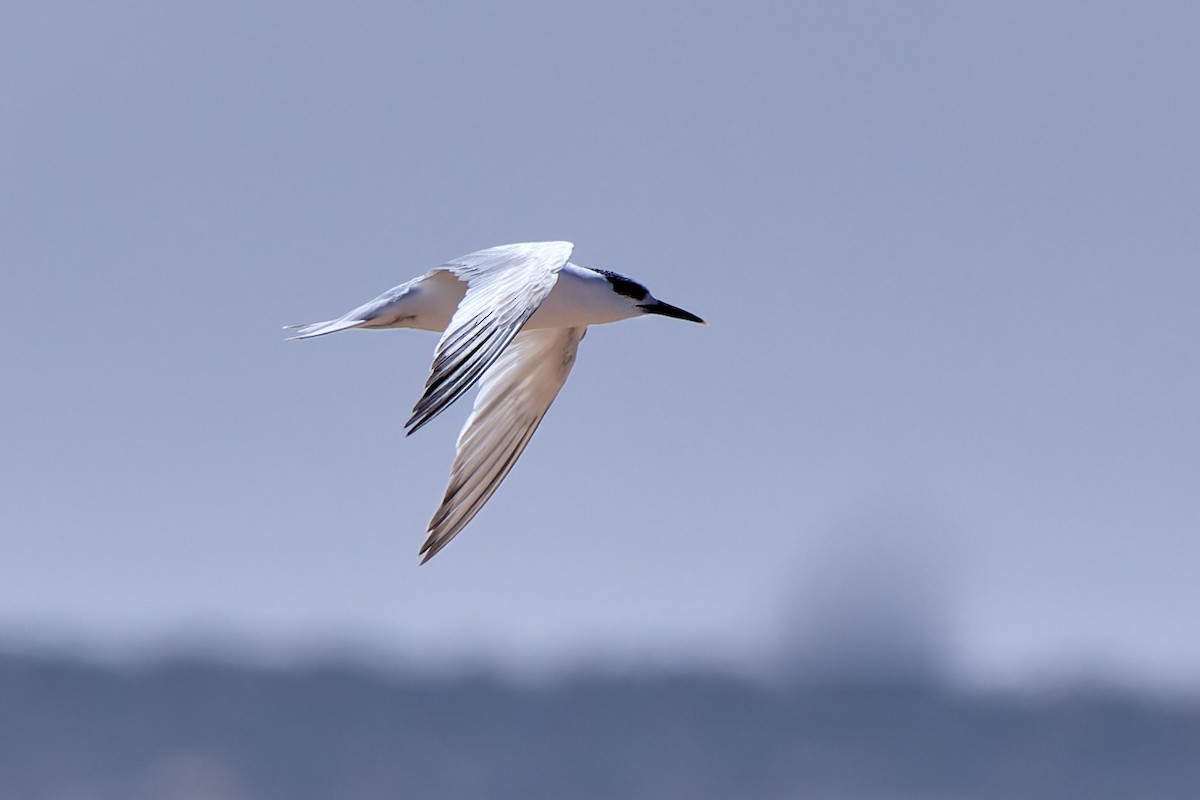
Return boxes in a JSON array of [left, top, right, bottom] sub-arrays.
[[286, 241, 705, 563]]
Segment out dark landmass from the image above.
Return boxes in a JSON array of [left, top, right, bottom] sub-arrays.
[[2, 651, 1198, 800]]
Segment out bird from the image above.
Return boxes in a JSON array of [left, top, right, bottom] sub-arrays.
[[286, 241, 705, 563]]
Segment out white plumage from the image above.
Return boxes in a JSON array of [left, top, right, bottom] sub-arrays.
[[287, 241, 704, 562]]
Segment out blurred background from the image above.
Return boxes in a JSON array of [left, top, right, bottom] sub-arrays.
[[2, 1, 1198, 797]]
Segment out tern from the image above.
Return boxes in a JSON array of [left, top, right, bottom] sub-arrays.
[[286, 241, 704, 562]]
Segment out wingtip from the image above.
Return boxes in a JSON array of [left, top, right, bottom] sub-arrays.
[[404, 412, 427, 436], [417, 537, 442, 564]]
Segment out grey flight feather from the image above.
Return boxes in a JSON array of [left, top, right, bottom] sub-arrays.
[[404, 241, 574, 434], [419, 326, 586, 563]]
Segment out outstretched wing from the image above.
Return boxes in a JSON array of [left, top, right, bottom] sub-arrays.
[[405, 241, 574, 434], [419, 326, 586, 563]]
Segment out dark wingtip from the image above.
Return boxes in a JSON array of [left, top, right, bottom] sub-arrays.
[[418, 537, 443, 564], [404, 413, 424, 436]]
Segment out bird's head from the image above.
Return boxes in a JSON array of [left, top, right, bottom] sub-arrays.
[[593, 268, 706, 325]]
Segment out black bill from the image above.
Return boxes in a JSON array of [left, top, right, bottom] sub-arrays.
[[638, 300, 706, 324]]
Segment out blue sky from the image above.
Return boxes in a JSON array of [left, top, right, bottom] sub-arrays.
[[2, 1, 1198, 689]]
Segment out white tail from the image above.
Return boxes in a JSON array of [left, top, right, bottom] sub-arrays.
[[282, 318, 367, 340]]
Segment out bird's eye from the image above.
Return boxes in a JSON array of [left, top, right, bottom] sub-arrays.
[[596, 269, 648, 301]]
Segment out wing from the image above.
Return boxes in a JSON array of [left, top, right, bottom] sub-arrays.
[[419, 326, 586, 563], [405, 241, 574, 434]]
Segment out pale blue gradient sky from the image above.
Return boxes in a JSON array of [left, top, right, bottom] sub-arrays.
[[2, 1, 1198, 688]]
